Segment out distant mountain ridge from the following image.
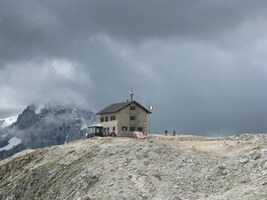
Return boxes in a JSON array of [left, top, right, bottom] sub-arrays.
[[0, 103, 97, 160], [0, 115, 18, 129]]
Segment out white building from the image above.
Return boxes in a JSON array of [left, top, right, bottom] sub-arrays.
[[96, 100, 151, 137]]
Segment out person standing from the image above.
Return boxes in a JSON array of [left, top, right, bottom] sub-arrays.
[[173, 130, 176, 136], [165, 130, 168, 136]]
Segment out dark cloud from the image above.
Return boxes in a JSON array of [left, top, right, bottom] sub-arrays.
[[1, 0, 267, 135], [1, 0, 267, 61]]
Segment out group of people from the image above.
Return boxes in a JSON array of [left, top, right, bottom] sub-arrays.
[[85, 131, 117, 138], [104, 130, 117, 137], [85, 128, 117, 139], [85, 132, 94, 138], [164, 130, 176, 136], [103, 127, 117, 137]]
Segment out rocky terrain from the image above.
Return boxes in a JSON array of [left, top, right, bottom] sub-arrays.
[[0, 134, 267, 200], [0, 104, 96, 160]]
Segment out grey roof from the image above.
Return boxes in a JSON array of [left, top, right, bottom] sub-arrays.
[[96, 101, 151, 115]]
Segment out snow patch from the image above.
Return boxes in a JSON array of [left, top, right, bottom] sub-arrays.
[[0, 115, 18, 128], [0, 137, 22, 151], [35, 104, 45, 114]]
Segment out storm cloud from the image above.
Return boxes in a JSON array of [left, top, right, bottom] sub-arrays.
[[1, 0, 267, 135]]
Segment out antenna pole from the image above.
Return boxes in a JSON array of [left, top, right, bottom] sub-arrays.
[[130, 88, 134, 101]]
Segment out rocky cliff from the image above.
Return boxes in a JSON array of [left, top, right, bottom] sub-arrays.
[[0, 104, 96, 160], [0, 134, 267, 200]]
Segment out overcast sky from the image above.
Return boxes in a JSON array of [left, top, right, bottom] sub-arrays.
[[1, 0, 267, 136]]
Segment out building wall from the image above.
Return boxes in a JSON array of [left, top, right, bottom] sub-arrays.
[[117, 102, 148, 137], [99, 114, 118, 135], [98, 102, 149, 137]]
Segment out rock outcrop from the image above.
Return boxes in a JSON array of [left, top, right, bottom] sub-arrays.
[[0, 103, 96, 160], [0, 134, 267, 200]]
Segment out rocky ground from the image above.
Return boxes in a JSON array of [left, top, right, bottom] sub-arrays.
[[0, 134, 267, 200]]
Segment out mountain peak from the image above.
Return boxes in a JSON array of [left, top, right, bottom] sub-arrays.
[[0, 103, 97, 160]]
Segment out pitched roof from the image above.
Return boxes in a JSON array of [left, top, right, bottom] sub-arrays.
[[96, 101, 151, 115]]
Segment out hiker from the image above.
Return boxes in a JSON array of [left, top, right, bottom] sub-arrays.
[[111, 131, 117, 137], [165, 130, 168, 136], [86, 132, 92, 138], [104, 128, 108, 137], [173, 130, 176, 136]]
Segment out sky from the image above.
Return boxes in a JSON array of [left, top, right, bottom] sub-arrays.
[[1, 0, 267, 136]]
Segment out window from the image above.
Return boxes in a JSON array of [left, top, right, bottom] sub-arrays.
[[110, 116, 116, 121], [122, 126, 127, 131], [130, 106, 136, 110], [130, 116, 135, 120], [130, 127, 136, 131], [100, 117, 104, 122], [105, 116, 109, 122], [113, 126, 116, 131], [137, 127, 143, 131]]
